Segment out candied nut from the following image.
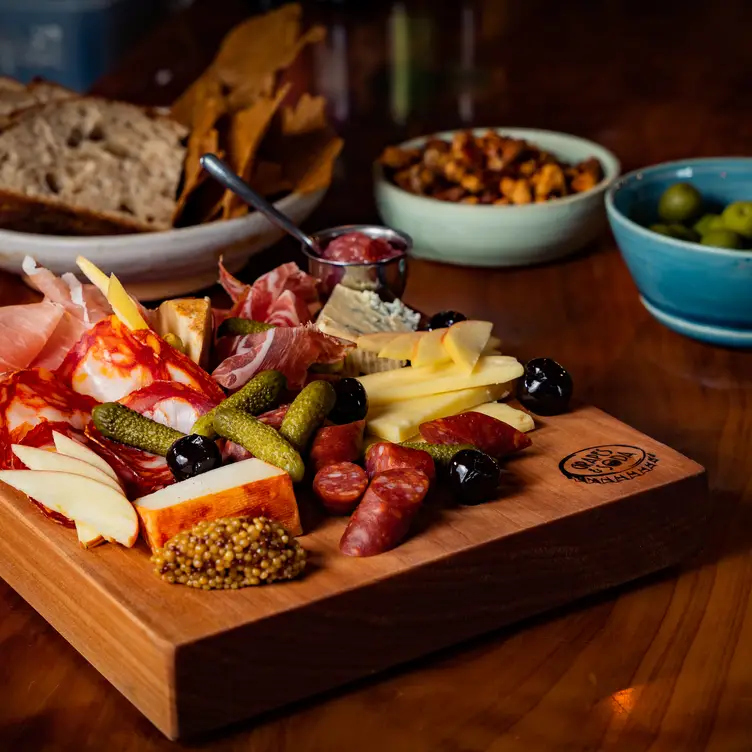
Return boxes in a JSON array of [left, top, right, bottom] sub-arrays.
[[380, 145, 420, 170], [531, 163, 567, 199], [461, 196, 480, 204], [493, 197, 512, 205], [460, 171, 484, 194], [570, 157, 603, 192], [434, 186, 466, 202], [518, 159, 538, 177]]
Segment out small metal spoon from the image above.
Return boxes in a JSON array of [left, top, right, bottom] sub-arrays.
[[200, 153, 320, 255]]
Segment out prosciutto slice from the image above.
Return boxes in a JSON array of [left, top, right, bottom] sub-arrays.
[[265, 289, 312, 327], [0, 301, 65, 374], [212, 324, 352, 391], [218, 260, 318, 324], [57, 315, 224, 403]]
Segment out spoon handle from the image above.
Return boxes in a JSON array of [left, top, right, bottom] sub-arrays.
[[200, 153, 319, 254]]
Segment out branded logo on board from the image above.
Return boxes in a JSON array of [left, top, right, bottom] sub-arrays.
[[559, 444, 659, 484]]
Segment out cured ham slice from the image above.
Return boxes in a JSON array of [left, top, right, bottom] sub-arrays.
[[120, 381, 220, 434], [218, 260, 318, 324], [31, 310, 89, 371], [212, 324, 352, 391], [22, 256, 110, 324], [265, 289, 312, 327], [0, 301, 64, 374], [58, 316, 224, 403]]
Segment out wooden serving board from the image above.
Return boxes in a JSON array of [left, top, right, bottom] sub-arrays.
[[0, 404, 707, 740]]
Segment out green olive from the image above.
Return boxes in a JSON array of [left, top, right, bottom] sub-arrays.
[[700, 228, 744, 249], [658, 183, 703, 223]]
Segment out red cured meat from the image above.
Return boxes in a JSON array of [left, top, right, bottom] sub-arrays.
[[265, 289, 311, 327], [58, 315, 224, 403], [0, 368, 97, 467], [365, 442, 436, 482], [0, 301, 64, 374], [120, 381, 220, 434], [257, 403, 290, 430], [340, 468, 430, 557], [218, 260, 318, 324], [419, 412, 531, 458], [86, 425, 174, 499], [212, 324, 352, 391], [322, 232, 403, 263], [313, 461, 368, 515], [31, 310, 89, 371], [309, 420, 365, 474]]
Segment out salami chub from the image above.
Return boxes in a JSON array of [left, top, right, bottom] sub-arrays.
[[313, 461, 368, 515], [340, 468, 430, 557], [419, 412, 531, 458], [309, 420, 365, 474], [365, 442, 436, 482]]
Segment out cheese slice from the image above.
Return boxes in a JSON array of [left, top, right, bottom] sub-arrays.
[[356, 332, 403, 353], [358, 355, 523, 406], [443, 320, 493, 373], [366, 384, 510, 442], [156, 297, 212, 368], [467, 402, 535, 433], [378, 332, 424, 360], [486, 335, 501, 353], [412, 327, 451, 368], [76, 256, 110, 296], [107, 274, 150, 331]]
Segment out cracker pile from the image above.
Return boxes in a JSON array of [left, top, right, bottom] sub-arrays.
[[171, 3, 342, 227]]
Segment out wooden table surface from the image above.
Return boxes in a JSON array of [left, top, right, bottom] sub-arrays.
[[2, 0, 752, 749]]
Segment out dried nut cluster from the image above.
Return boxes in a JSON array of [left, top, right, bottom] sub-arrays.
[[151, 516, 306, 590], [380, 130, 603, 205]]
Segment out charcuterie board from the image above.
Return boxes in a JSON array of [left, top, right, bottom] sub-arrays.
[[0, 401, 706, 739]]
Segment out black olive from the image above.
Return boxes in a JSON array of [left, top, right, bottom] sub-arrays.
[[167, 434, 222, 481], [448, 449, 501, 506], [427, 310, 467, 330], [517, 357, 573, 416], [328, 377, 368, 425]]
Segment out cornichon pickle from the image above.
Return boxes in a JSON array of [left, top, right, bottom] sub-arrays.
[[217, 317, 275, 338], [279, 380, 337, 452], [308, 360, 344, 375], [400, 441, 476, 466], [162, 332, 186, 353], [92, 402, 185, 456], [192, 370, 286, 438], [212, 407, 305, 483]]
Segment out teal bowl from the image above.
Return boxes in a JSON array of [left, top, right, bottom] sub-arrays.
[[606, 158, 752, 348]]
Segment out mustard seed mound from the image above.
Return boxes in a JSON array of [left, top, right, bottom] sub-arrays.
[[151, 516, 306, 590]]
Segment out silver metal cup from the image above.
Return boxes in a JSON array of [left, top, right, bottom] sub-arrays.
[[301, 224, 412, 303]]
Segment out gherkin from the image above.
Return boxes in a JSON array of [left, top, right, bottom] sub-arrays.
[[279, 380, 337, 452], [92, 402, 184, 456], [399, 441, 476, 466]]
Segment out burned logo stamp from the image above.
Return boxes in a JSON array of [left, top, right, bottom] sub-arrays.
[[559, 444, 659, 484]]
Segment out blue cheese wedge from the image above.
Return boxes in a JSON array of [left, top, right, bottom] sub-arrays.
[[315, 285, 420, 374]]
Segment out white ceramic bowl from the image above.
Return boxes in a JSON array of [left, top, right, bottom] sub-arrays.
[[0, 189, 325, 300], [374, 128, 620, 267]]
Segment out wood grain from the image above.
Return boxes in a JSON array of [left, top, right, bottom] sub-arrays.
[[2, 0, 752, 749], [0, 405, 705, 738]]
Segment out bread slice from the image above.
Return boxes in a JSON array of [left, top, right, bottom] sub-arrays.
[[0, 77, 73, 130], [0, 97, 188, 234]]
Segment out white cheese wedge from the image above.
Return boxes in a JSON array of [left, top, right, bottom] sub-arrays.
[[443, 320, 493, 373], [366, 383, 511, 442], [156, 297, 213, 368], [0, 471, 138, 547], [356, 332, 403, 353], [358, 355, 523, 406], [378, 332, 424, 360], [133, 458, 301, 551], [412, 327, 451, 368], [107, 274, 150, 331], [467, 402, 535, 433], [52, 430, 119, 482]]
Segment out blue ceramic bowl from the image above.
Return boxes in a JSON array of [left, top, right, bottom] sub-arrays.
[[606, 158, 752, 347]]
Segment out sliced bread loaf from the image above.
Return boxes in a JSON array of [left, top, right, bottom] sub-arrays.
[[0, 77, 73, 130], [0, 97, 188, 234]]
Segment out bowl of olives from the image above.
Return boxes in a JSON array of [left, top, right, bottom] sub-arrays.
[[605, 158, 752, 348]]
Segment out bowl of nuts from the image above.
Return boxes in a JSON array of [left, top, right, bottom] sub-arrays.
[[375, 128, 620, 267]]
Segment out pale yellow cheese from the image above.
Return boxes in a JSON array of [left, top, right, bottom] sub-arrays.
[[76, 256, 110, 296], [412, 327, 451, 368], [156, 297, 212, 368], [467, 402, 535, 433], [378, 331, 424, 360], [107, 274, 150, 331], [358, 355, 523, 406], [356, 332, 402, 353], [366, 384, 510, 442], [443, 320, 493, 373], [484, 336, 501, 353]]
